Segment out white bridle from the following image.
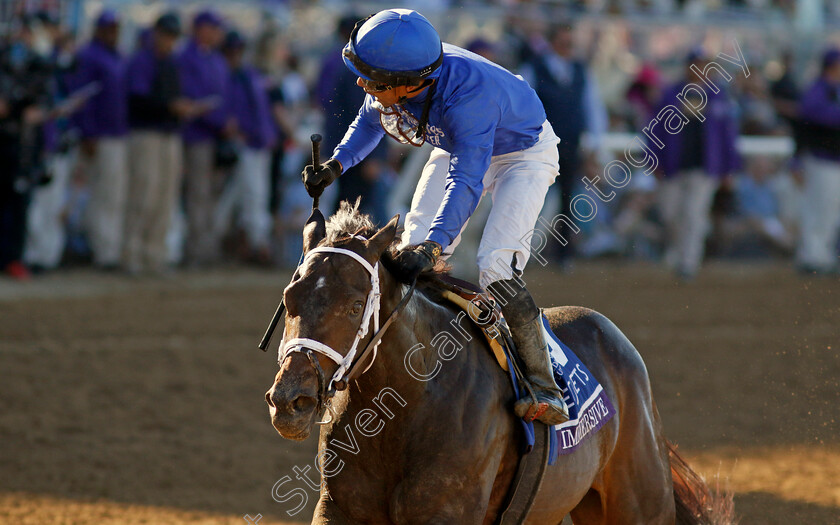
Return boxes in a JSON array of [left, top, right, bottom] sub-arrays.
[[279, 243, 382, 391]]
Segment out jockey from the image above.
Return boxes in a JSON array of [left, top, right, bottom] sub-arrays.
[[302, 9, 568, 425]]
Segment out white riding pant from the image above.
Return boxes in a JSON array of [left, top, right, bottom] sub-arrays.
[[401, 120, 559, 289]]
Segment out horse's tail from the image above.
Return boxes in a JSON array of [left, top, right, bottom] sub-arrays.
[[668, 441, 737, 525]]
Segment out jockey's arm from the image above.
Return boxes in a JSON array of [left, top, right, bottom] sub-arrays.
[[426, 97, 497, 250], [332, 95, 386, 174]]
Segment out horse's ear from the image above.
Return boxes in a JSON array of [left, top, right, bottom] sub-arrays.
[[366, 214, 400, 257], [302, 208, 326, 254]]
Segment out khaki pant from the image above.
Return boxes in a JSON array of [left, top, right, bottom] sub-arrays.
[[183, 141, 220, 265], [123, 131, 182, 274], [658, 169, 718, 276], [85, 137, 128, 266], [797, 155, 840, 271]]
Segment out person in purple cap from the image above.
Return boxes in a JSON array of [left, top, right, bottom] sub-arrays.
[[796, 48, 840, 275], [215, 30, 277, 262], [123, 13, 209, 275], [654, 49, 740, 280], [177, 9, 231, 266], [72, 9, 129, 270]]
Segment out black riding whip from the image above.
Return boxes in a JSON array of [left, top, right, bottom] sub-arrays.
[[257, 134, 323, 351], [310, 133, 322, 209]]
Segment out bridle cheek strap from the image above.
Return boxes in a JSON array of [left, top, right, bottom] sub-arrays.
[[278, 246, 381, 391]]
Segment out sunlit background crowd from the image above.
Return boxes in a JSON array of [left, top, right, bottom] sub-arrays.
[[2, 0, 839, 282]]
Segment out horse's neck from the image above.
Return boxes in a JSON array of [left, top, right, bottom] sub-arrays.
[[326, 283, 466, 431], [349, 284, 445, 399]]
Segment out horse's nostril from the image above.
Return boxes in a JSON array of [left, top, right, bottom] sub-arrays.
[[293, 396, 316, 413], [265, 390, 274, 407]]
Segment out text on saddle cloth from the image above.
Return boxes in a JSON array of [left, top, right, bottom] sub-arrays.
[[539, 314, 616, 461]]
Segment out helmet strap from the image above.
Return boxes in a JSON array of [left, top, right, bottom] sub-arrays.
[[415, 80, 437, 140]]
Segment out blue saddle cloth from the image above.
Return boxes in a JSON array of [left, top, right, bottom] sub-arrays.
[[507, 314, 616, 465]]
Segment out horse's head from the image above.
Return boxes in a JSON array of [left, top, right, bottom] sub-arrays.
[[266, 204, 399, 440]]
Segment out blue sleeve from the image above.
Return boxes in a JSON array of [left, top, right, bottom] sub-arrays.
[[426, 93, 498, 249], [332, 95, 385, 172], [800, 82, 840, 127]]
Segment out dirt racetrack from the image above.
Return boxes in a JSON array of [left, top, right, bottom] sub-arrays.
[[1, 261, 838, 524]]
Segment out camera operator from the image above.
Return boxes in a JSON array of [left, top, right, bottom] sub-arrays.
[[24, 11, 83, 273], [0, 17, 53, 280]]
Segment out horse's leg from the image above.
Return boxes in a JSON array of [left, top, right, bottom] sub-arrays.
[[583, 398, 676, 524], [568, 489, 605, 524]]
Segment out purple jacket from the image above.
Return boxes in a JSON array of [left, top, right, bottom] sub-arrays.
[[656, 82, 740, 178], [229, 66, 277, 150], [177, 39, 230, 144], [315, 44, 345, 111], [799, 78, 840, 127], [72, 40, 128, 138], [798, 77, 840, 161]]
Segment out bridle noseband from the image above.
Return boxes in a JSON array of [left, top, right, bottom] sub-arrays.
[[278, 241, 416, 418]]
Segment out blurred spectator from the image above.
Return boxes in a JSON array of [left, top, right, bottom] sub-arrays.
[[769, 50, 804, 174], [716, 157, 795, 257], [178, 9, 230, 266], [214, 30, 277, 263], [0, 18, 53, 280], [795, 48, 840, 275], [72, 9, 128, 270], [24, 16, 79, 272], [465, 38, 497, 62], [735, 73, 780, 135], [655, 50, 740, 280], [123, 13, 192, 275], [315, 15, 356, 113], [770, 50, 800, 127], [625, 63, 663, 131], [317, 15, 390, 223], [519, 20, 608, 265]]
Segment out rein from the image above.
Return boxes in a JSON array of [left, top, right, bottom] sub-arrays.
[[260, 133, 416, 420]]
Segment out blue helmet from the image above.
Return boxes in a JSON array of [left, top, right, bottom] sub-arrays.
[[342, 9, 443, 86]]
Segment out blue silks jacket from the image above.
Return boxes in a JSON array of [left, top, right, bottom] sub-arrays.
[[333, 43, 547, 250]]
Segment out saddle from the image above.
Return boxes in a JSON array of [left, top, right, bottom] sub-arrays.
[[432, 275, 510, 372]]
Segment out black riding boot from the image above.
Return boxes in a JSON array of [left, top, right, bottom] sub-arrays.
[[487, 278, 569, 425]]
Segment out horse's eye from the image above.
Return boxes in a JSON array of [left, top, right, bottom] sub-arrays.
[[350, 301, 364, 316]]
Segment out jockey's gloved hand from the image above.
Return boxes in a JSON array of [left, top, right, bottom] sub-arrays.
[[390, 240, 442, 283], [302, 159, 342, 199]]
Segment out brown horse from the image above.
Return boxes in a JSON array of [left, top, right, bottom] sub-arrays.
[[265, 203, 734, 525]]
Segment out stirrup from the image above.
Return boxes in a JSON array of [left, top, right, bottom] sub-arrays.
[[515, 395, 569, 425]]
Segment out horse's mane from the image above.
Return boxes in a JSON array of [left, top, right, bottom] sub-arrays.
[[324, 200, 452, 298], [324, 199, 379, 244]]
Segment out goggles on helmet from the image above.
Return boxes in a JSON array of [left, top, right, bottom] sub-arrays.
[[359, 78, 393, 93]]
